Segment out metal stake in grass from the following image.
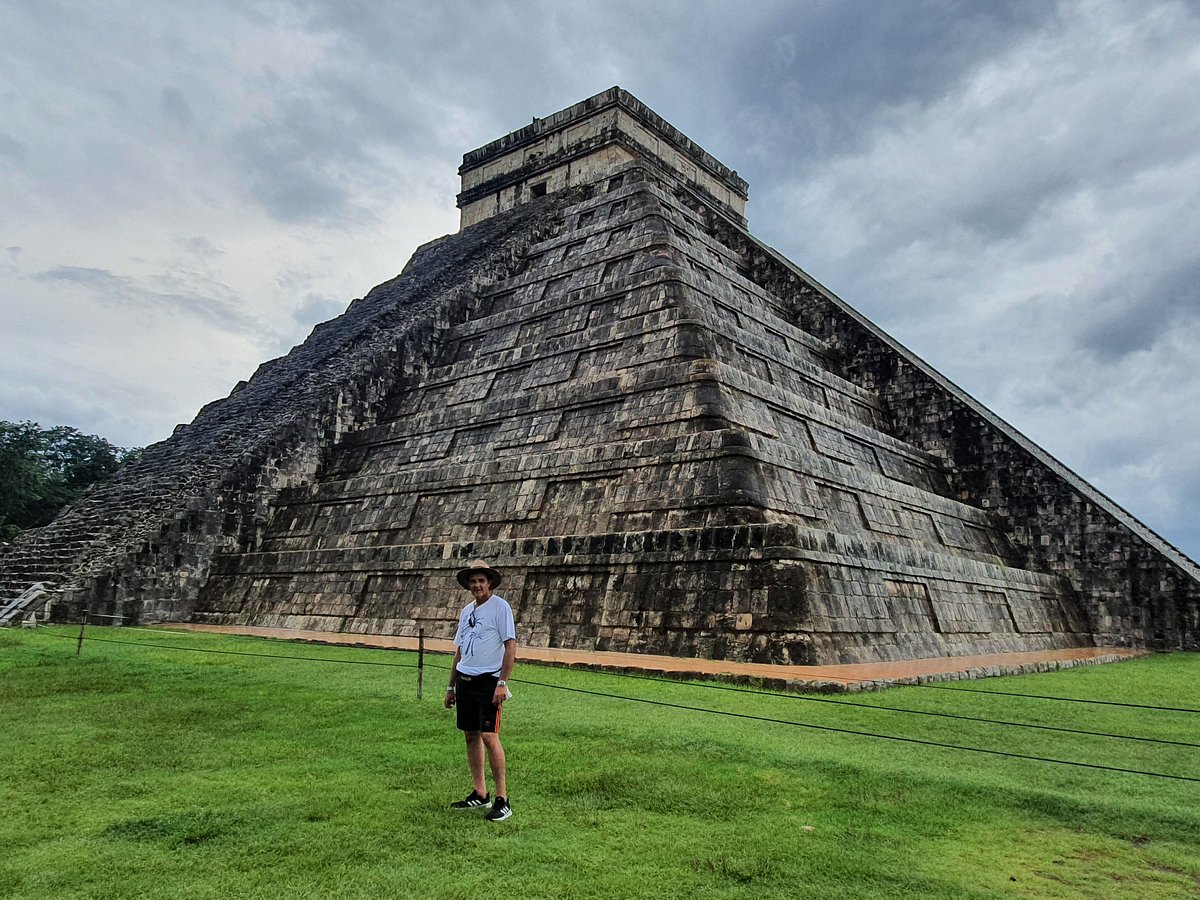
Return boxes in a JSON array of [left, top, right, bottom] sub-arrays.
[[418, 628, 425, 700]]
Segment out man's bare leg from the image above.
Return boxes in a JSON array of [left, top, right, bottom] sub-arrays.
[[464, 731, 487, 796], [482, 732, 506, 799]]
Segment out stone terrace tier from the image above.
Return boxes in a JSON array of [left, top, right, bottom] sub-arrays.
[[195, 167, 1103, 664]]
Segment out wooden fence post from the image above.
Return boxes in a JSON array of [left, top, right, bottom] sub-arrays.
[[417, 628, 425, 700]]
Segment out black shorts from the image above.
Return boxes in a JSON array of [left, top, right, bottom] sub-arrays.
[[455, 672, 502, 734]]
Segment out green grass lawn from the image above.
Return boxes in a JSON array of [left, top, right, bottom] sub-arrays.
[[2, 627, 1198, 899]]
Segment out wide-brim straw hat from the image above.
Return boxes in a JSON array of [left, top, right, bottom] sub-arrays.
[[457, 559, 502, 589]]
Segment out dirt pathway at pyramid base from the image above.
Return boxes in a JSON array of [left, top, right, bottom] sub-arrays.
[[165, 623, 1145, 691]]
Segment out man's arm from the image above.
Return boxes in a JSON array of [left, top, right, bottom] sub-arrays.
[[493, 638, 516, 705], [445, 647, 462, 708]]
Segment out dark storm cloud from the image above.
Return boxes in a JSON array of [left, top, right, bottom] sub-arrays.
[[291, 0, 749, 150], [0, 130, 28, 162], [33, 265, 260, 335], [35, 265, 125, 288], [766, 2, 1200, 274], [278, 0, 1054, 225], [681, 1, 1050, 172], [159, 86, 194, 126], [176, 236, 224, 261], [748, 0, 1040, 105], [1165, 478, 1200, 554], [297, 0, 518, 102], [230, 93, 362, 222], [1079, 260, 1200, 359], [214, 0, 527, 229], [292, 292, 346, 327], [950, 172, 1081, 242], [227, 66, 431, 223]]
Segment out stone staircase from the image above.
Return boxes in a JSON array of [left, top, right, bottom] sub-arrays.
[[0, 582, 50, 627]]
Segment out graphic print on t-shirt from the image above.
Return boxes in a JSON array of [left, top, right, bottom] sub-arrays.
[[461, 608, 480, 659]]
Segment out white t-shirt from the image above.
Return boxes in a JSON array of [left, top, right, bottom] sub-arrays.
[[453, 594, 516, 676]]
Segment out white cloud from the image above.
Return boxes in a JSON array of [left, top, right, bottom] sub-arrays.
[[0, 0, 459, 447]]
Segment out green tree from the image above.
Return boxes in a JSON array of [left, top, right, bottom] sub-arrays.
[[0, 421, 139, 541]]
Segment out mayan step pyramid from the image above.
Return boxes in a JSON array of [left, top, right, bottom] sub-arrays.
[[3, 88, 1197, 663]]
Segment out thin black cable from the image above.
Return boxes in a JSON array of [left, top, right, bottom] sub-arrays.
[[90, 622, 197, 636], [114, 628, 1200, 715], [405, 643, 1200, 720], [34, 627, 1199, 745], [513, 676, 1200, 784], [547, 665, 1200, 748], [534, 651, 1200, 716], [32, 628, 1198, 784], [365, 646, 1194, 747], [33, 629, 422, 669], [889, 681, 1200, 714]]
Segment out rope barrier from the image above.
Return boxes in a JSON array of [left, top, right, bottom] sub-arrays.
[[512, 676, 1200, 784], [34, 629, 422, 669], [501, 646, 1200, 715], [556, 665, 1200, 748], [32, 627, 1200, 743], [894, 681, 1200, 714], [24, 627, 1199, 784]]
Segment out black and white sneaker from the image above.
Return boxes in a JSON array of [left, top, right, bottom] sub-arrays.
[[450, 790, 490, 809], [485, 797, 512, 822]]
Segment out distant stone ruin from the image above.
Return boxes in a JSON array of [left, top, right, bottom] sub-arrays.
[[2, 88, 1197, 663]]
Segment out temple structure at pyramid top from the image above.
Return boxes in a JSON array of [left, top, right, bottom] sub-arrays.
[[1, 87, 1196, 666], [457, 87, 749, 228]]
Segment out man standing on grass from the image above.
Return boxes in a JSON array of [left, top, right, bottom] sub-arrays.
[[444, 558, 516, 822]]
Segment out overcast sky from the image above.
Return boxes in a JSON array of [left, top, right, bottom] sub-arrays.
[[2, 0, 1198, 559]]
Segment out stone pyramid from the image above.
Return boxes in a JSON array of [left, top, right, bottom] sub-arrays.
[[3, 88, 1197, 663]]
